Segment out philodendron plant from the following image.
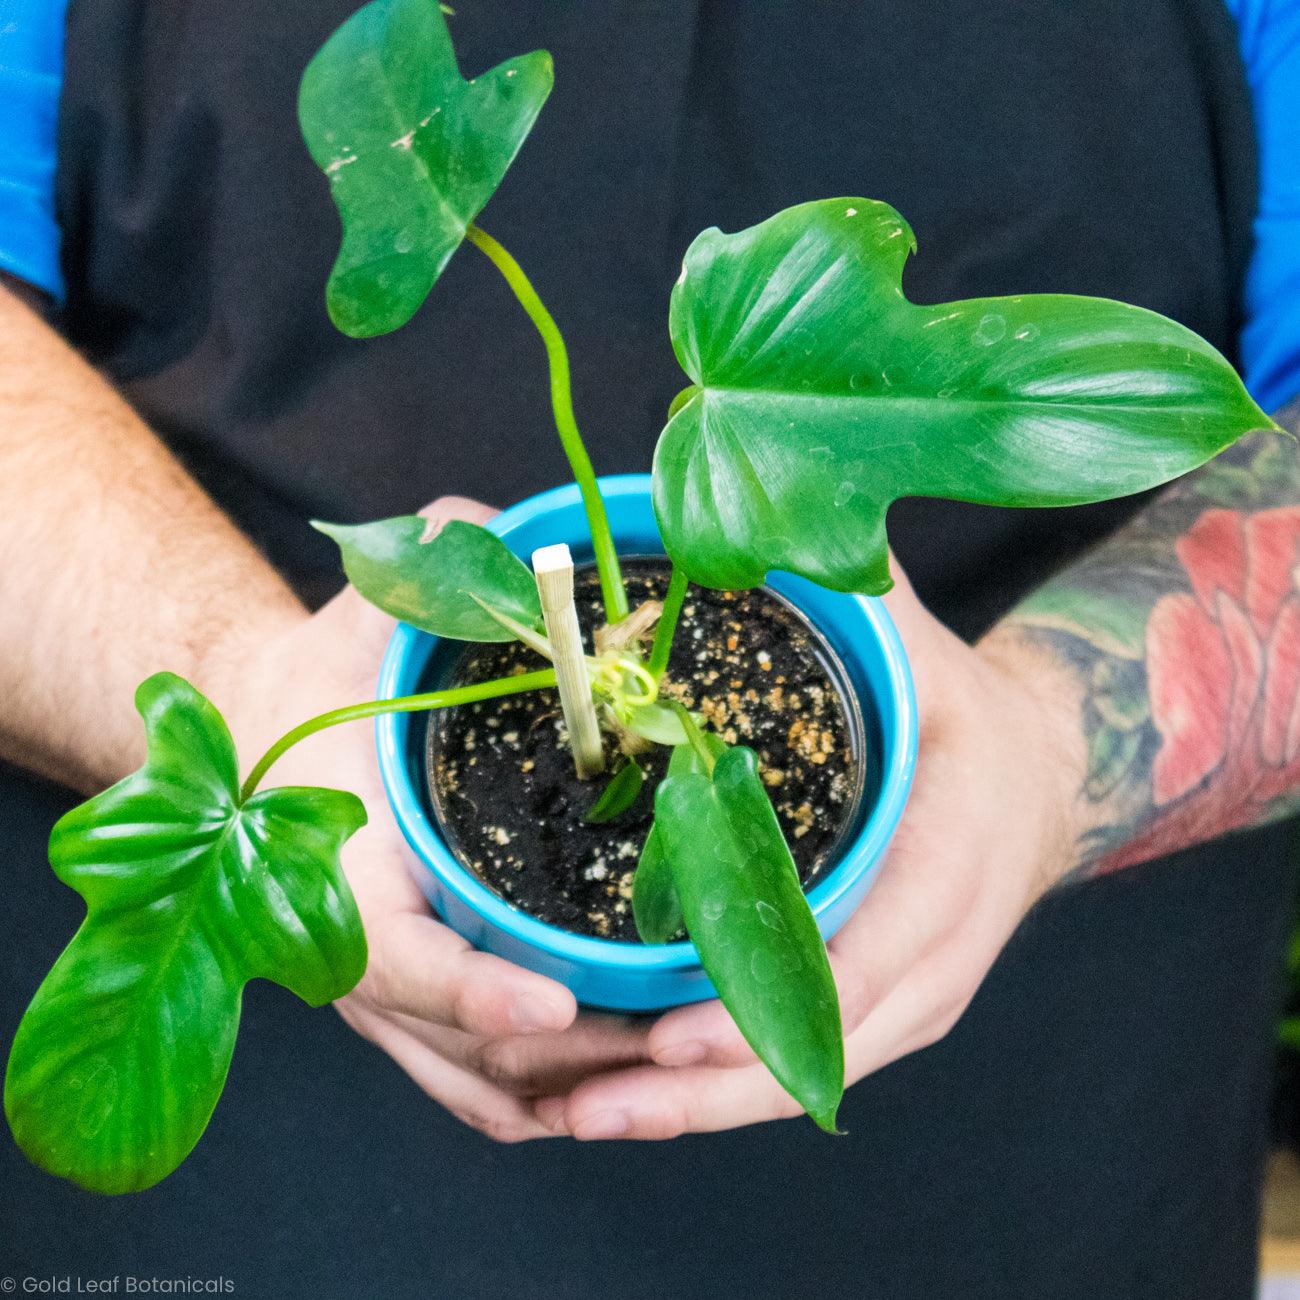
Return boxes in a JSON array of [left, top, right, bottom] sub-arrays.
[[5, 0, 1278, 1193]]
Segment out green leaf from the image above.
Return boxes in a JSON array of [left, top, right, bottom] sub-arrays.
[[633, 830, 682, 944], [652, 745, 844, 1130], [1280, 1017, 1300, 1053], [624, 701, 690, 746], [4, 674, 367, 1194], [299, 0, 553, 337], [666, 729, 727, 778], [653, 198, 1276, 594], [585, 759, 646, 824], [632, 735, 726, 944], [314, 516, 542, 641]]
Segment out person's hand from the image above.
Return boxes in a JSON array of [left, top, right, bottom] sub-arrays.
[[218, 497, 652, 1142], [531, 561, 1089, 1140]]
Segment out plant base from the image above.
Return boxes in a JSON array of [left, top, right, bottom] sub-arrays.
[[425, 560, 864, 942]]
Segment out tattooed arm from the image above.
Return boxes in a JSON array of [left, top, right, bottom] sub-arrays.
[[994, 398, 1300, 879]]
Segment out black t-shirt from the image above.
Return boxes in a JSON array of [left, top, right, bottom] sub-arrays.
[[1, 3, 1290, 1297]]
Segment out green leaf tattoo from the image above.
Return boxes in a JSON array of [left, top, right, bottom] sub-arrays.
[[651, 745, 844, 1131], [298, 0, 553, 336], [653, 197, 1276, 594], [4, 674, 367, 1194], [314, 516, 542, 641]]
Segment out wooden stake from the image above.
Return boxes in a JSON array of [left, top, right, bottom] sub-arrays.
[[532, 544, 605, 778]]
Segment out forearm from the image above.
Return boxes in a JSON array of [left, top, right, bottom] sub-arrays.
[[0, 284, 304, 790], [987, 397, 1300, 877]]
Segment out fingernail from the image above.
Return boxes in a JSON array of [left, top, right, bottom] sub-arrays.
[[511, 994, 563, 1033], [574, 1110, 630, 1141], [654, 1040, 707, 1067]]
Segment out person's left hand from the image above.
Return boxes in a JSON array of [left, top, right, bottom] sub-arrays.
[[530, 561, 1089, 1141]]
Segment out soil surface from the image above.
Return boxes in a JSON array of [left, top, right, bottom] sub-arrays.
[[425, 560, 863, 942]]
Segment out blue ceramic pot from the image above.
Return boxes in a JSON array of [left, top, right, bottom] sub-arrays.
[[376, 475, 917, 1011]]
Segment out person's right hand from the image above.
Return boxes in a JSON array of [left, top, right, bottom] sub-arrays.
[[217, 497, 653, 1141]]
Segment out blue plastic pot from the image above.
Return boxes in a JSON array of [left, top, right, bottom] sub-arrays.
[[376, 474, 917, 1012]]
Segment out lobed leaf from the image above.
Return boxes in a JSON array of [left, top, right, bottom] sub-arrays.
[[299, 0, 553, 336], [4, 674, 367, 1193], [653, 197, 1277, 594], [314, 515, 542, 641]]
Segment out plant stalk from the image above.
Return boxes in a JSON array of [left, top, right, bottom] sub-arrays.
[[239, 668, 558, 801], [464, 223, 628, 623], [671, 701, 717, 776], [648, 564, 688, 679]]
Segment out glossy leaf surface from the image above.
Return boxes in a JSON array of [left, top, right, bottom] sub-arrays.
[[624, 700, 689, 747], [632, 830, 681, 944], [314, 516, 542, 641], [4, 675, 367, 1194], [632, 735, 723, 943], [652, 745, 843, 1129], [585, 759, 645, 824], [654, 198, 1276, 594], [299, 0, 552, 336]]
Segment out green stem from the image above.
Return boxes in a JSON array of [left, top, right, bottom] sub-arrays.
[[671, 701, 717, 776], [239, 668, 558, 801], [464, 223, 628, 623], [648, 564, 688, 679]]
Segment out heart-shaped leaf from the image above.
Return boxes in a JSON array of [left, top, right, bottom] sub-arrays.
[[653, 198, 1277, 594], [4, 674, 367, 1194], [651, 744, 844, 1130], [314, 516, 542, 641], [585, 759, 646, 824], [632, 734, 724, 943], [299, 0, 553, 336]]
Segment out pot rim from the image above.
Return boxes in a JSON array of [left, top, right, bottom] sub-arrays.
[[376, 473, 917, 976]]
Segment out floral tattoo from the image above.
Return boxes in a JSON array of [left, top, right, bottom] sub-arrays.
[[1002, 398, 1300, 878]]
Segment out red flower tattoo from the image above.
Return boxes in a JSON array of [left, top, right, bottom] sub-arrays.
[[1100, 505, 1300, 872]]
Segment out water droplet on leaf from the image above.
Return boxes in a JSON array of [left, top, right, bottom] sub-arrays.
[[975, 313, 1006, 345]]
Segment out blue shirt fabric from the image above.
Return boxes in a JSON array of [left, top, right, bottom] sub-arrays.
[[1226, 0, 1300, 413], [0, 0, 1298, 412], [0, 0, 65, 297]]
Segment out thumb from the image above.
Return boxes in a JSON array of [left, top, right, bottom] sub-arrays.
[[419, 494, 499, 531]]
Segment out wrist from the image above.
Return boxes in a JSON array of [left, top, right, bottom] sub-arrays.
[[974, 624, 1091, 892], [195, 600, 313, 770]]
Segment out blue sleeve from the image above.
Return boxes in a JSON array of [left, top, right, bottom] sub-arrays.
[[1226, 0, 1300, 414], [0, 0, 68, 298]]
